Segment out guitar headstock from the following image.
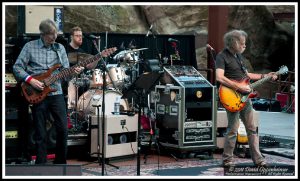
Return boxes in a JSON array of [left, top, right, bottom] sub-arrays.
[[277, 65, 289, 75], [101, 47, 117, 58]]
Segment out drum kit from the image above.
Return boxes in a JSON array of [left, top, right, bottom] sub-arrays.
[[67, 48, 148, 133]]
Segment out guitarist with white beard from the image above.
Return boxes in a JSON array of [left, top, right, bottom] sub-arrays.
[[13, 19, 84, 164], [215, 29, 278, 168]]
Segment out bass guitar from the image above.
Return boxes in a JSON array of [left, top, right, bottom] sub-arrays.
[[219, 65, 288, 112], [21, 47, 117, 104]]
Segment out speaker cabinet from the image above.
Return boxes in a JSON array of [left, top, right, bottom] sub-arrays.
[[27, 111, 57, 155], [5, 88, 29, 162], [90, 115, 138, 158]]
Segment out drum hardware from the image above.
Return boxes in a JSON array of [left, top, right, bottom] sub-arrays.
[[68, 75, 90, 131], [113, 48, 148, 67]]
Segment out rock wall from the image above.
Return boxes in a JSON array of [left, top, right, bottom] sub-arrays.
[[5, 5, 295, 98]]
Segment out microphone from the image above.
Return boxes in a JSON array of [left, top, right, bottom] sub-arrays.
[[168, 38, 179, 42], [146, 24, 153, 37], [88, 34, 100, 39]]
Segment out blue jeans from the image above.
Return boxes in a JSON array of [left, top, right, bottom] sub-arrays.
[[31, 95, 68, 164], [222, 100, 265, 165]]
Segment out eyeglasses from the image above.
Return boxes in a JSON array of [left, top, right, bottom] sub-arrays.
[[73, 35, 82, 37]]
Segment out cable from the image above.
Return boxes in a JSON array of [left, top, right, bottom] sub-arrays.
[[124, 126, 136, 155]]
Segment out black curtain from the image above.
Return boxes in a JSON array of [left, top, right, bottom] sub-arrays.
[[82, 33, 197, 68]]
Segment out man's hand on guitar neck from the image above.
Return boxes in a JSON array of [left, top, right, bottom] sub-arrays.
[[74, 66, 85, 75], [266, 72, 278, 81]]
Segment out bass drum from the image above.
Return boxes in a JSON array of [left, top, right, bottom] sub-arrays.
[[76, 89, 129, 120]]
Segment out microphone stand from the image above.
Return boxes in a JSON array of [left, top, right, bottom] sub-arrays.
[[92, 40, 118, 176], [136, 89, 145, 176], [146, 26, 160, 63]]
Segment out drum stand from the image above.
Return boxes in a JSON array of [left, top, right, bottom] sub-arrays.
[[73, 75, 79, 131], [72, 73, 86, 132]]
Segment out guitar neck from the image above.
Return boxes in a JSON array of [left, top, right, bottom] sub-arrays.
[[49, 53, 101, 84], [250, 76, 272, 89], [250, 70, 282, 89]]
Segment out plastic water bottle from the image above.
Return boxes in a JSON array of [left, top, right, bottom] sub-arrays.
[[114, 96, 120, 115]]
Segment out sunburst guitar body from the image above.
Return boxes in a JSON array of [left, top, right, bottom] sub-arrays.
[[219, 65, 288, 112]]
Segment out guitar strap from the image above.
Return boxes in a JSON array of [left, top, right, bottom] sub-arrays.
[[236, 54, 248, 77], [52, 43, 70, 81], [52, 43, 63, 65]]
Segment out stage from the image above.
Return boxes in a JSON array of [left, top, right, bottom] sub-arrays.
[[4, 111, 296, 177]]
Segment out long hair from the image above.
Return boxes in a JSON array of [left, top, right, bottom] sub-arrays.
[[223, 29, 248, 49]]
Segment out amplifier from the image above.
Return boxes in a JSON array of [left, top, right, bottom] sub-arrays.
[[90, 114, 138, 158], [5, 73, 17, 88]]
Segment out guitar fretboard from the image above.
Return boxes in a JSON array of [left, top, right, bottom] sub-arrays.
[[45, 53, 102, 86], [250, 76, 273, 89]]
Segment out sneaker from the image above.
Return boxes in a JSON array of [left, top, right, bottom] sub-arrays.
[[223, 160, 234, 168], [255, 161, 268, 168]]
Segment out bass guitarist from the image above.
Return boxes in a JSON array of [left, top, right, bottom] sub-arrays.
[[215, 29, 277, 168], [13, 19, 84, 164]]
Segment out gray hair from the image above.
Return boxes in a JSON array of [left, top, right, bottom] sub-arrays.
[[223, 29, 248, 49], [39, 19, 58, 35]]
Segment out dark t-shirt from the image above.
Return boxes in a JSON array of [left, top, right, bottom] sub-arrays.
[[215, 48, 248, 81], [66, 44, 86, 67], [62, 44, 91, 96], [66, 43, 85, 53]]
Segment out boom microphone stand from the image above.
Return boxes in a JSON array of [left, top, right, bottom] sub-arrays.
[[92, 40, 118, 176], [145, 24, 160, 62]]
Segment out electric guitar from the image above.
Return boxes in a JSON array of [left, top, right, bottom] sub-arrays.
[[219, 65, 288, 112], [21, 47, 117, 104], [237, 120, 248, 144]]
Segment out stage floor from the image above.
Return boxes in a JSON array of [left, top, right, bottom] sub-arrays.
[[4, 111, 297, 177], [66, 111, 298, 177]]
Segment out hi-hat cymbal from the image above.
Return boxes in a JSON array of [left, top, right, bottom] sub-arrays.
[[68, 52, 94, 64]]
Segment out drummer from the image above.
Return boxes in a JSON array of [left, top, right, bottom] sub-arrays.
[[65, 26, 98, 110], [66, 26, 98, 68]]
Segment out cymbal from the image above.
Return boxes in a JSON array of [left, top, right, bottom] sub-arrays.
[[126, 48, 148, 53], [68, 52, 94, 64], [5, 44, 14, 48]]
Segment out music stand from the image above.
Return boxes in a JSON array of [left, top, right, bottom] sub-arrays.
[[122, 71, 162, 176]]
